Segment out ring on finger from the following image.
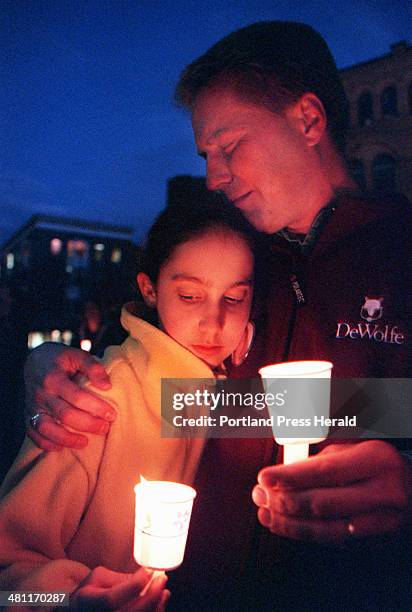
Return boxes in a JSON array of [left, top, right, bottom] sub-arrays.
[[29, 411, 49, 431]]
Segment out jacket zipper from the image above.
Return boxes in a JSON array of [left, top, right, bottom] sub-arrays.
[[283, 252, 307, 360]]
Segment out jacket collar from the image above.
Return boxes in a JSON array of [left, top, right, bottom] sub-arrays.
[[271, 190, 410, 257]]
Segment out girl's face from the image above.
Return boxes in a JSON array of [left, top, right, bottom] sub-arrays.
[[138, 229, 254, 367]]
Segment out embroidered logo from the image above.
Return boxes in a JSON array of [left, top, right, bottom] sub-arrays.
[[335, 295, 406, 345], [360, 296, 383, 322]]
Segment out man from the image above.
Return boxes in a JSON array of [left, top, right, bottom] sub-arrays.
[[24, 22, 411, 609]]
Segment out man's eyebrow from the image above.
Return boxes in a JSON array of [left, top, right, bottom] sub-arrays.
[[171, 275, 253, 288], [230, 280, 254, 288], [229, 279, 253, 290], [196, 127, 241, 158], [207, 127, 230, 141]]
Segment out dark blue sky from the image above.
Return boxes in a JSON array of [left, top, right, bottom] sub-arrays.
[[2, 0, 410, 245]]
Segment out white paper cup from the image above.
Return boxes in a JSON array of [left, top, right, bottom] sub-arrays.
[[259, 361, 333, 460], [134, 480, 196, 570]]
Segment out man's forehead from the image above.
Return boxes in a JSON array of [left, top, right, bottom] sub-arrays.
[[191, 86, 257, 141]]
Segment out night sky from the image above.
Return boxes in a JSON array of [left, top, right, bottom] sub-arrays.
[[2, 0, 410, 246]]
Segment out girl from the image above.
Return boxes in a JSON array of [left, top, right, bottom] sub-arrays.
[[0, 202, 259, 610]]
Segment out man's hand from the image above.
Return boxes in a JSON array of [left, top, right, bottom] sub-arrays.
[[69, 566, 170, 611], [25, 343, 116, 451], [252, 441, 412, 544]]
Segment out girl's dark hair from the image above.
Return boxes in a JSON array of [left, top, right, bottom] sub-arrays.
[[139, 201, 260, 284]]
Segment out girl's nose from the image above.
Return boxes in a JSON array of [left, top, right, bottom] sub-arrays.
[[198, 305, 225, 333]]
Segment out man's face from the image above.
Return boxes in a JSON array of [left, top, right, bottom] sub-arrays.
[[192, 86, 325, 234]]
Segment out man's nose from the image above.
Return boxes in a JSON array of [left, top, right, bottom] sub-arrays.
[[206, 154, 232, 191]]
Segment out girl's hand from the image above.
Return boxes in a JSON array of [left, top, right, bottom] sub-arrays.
[[69, 566, 170, 611]]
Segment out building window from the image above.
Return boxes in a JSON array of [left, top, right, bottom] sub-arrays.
[[380, 86, 398, 117], [62, 330, 73, 346], [94, 243, 105, 262], [357, 91, 373, 126], [66, 240, 89, 269], [65, 284, 81, 301], [50, 238, 63, 255], [6, 253, 14, 270], [408, 82, 412, 114], [21, 244, 30, 267], [348, 159, 367, 191], [28, 331, 45, 349], [372, 154, 397, 193], [28, 329, 72, 349], [111, 247, 122, 263], [80, 339, 92, 352], [50, 329, 62, 342]]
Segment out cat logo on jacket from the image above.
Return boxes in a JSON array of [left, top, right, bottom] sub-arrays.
[[360, 296, 383, 322], [335, 296, 405, 345]]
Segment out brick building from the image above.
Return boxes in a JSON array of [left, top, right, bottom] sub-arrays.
[[341, 41, 412, 200]]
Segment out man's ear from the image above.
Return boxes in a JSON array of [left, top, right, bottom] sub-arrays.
[[288, 92, 327, 146], [137, 273, 157, 307]]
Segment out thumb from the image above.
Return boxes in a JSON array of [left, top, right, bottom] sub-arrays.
[[107, 569, 158, 608]]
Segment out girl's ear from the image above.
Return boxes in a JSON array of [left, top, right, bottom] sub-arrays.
[[137, 273, 157, 307]]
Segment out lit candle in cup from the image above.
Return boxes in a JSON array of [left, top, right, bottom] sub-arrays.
[[259, 360, 333, 464], [134, 477, 196, 570]]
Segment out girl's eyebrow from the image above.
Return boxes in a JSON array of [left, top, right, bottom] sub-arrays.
[[172, 274, 204, 283]]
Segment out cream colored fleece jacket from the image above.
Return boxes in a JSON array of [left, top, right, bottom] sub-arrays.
[[0, 307, 213, 598]]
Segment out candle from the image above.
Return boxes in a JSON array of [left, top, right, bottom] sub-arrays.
[[259, 360, 333, 464], [134, 478, 196, 570]]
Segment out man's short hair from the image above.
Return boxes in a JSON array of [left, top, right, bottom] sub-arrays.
[[175, 21, 348, 152]]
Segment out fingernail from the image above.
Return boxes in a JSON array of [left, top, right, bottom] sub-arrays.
[[252, 486, 268, 507], [74, 439, 88, 449], [99, 423, 110, 434], [259, 507, 272, 527], [104, 410, 116, 422]]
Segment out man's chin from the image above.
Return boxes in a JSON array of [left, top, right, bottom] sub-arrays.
[[243, 211, 281, 234]]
